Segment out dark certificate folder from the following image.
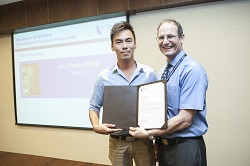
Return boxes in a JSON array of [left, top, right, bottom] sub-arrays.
[[102, 80, 167, 130]]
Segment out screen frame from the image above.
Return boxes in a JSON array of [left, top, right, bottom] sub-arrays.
[[12, 12, 129, 130]]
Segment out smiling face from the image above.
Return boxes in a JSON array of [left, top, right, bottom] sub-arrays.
[[111, 29, 136, 62], [157, 21, 184, 61]]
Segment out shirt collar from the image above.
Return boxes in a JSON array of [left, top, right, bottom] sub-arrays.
[[112, 60, 144, 73], [170, 50, 186, 67]]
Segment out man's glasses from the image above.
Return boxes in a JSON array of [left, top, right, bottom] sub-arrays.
[[156, 35, 178, 42]]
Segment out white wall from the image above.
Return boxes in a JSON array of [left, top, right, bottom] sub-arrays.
[[0, 0, 250, 165]]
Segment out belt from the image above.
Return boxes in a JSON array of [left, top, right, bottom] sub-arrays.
[[110, 135, 138, 142], [159, 136, 202, 146]]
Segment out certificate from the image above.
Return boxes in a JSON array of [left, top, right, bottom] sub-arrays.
[[102, 80, 167, 129], [137, 80, 167, 129]]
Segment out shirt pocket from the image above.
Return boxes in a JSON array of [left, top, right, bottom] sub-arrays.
[[167, 85, 180, 113]]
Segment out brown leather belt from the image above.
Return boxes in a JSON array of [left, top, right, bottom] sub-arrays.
[[159, 136, 202, 146], [110, 135, 138, 141]]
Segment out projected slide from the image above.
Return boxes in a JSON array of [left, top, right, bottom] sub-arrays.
[[13, 15, 126, 128]]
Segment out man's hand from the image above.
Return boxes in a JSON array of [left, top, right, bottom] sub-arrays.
[[93, 123, 122, 135], [129, 127, 149, 139]]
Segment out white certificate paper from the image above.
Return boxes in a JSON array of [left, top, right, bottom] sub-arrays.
[[138, 80, 166, 129]]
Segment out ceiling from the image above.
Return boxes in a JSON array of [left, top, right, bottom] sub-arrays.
[[0, 0, 22, 6]]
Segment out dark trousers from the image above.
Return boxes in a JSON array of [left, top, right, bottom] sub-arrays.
[[157, 136, 207, 166]]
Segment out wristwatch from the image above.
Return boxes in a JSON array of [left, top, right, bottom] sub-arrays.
[[148, 131, 156, 141]]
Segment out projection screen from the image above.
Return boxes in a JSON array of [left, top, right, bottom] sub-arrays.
[[13, 13, 127, 129]]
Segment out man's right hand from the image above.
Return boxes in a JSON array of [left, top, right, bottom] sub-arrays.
[[93, 123, 122, 135]]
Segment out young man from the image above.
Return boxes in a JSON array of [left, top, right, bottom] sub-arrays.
[[129, 19, 208, 166], [89, 21, 157, 166]]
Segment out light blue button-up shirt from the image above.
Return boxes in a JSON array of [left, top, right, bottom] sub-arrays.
[[89, 61, 158, 113], [159, 50, 209, 138]]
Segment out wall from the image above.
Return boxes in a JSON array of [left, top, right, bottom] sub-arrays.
[[0, 0, 250, 165]]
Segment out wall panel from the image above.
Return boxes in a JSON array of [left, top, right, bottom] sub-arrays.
[[48, 0, 84, 23], [0, 0, 224, 34], [5, 1, 26, 31], [82, 0, 99, 17], [97, 0, 129, 15], [25, 0, 49, 27], [0, 6, 5, 32]]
